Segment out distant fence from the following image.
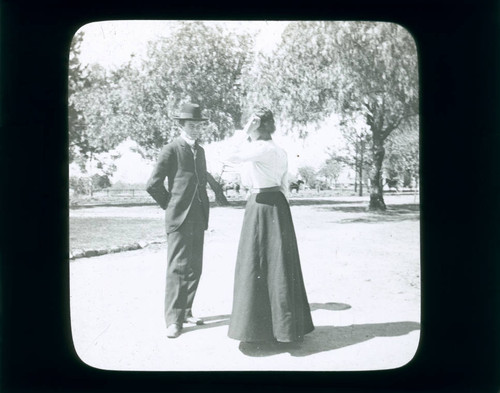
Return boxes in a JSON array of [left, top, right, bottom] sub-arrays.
[[77, 187, 419, 200], [92, 189, 150, 197]]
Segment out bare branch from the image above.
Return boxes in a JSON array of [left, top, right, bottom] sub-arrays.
[[381, 112, 417, 141]]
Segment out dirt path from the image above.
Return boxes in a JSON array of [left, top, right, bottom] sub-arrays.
[[69, 195, 420, 371]]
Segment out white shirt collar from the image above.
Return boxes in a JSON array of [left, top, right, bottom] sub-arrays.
[[180, 132, 197, 147]]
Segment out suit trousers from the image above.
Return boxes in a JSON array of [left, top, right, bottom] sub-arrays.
[[165, 199, 205, 326]]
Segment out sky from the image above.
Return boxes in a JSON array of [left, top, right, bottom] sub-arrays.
[[71, 20, 348, 183], [77, 20, 289, 69]]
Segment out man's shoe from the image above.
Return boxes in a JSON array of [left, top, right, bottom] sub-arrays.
[[184, 316, 204, 325], [166, 324, 182, 338]]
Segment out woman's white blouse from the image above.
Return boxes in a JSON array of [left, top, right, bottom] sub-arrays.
[[227, 137, 289, 197]]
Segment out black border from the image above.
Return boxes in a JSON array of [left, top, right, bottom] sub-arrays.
[[1, 0, 499, 392]]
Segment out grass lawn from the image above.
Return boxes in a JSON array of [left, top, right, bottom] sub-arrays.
[[70, 216, 166, 251], [70, 194, 419, 253]]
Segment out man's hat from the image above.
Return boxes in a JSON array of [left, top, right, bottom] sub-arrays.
[[173, 103, 208, 121]]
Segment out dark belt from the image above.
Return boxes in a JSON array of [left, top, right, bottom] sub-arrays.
[[251, 186, 281, 193]]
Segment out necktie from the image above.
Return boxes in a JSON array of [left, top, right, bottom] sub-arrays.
[[192, 143, 202, 202]]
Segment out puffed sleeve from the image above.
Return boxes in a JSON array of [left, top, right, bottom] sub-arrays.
[[280, 154, 290, 199], [226, 140, 270, 164]]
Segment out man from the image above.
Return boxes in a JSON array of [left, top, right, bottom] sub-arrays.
[[146, 103, 210, 339]]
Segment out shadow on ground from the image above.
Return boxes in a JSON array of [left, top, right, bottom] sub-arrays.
[[181, 304, 420, 360], [320, 203, 420, 224], [182, 314, 230, 333], [225, 199, 364, 209], [225, 199, 420, 224], [310, 302, 351, 311], [238, 321, 421, 358], [182, 302, 352, 333]]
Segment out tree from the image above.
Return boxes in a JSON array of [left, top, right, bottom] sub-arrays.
[[246, 21, 418, 210], [68, 30, 88, 163], [383, 116, 419, 189], [243, 22, 341, 133], [336, 22, 419, 209], [337, 116, 373, 196], [69, 63, 128, 195], [69, 31, 129, 196], [118, 22, 254, 205], [125, 21, 254, 155], [318, 157, 343, 189], [297, 166, 318, 188], [70, 22, 255, 205]]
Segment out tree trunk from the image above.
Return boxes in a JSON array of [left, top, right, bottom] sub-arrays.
[[207, 172, 229, 206], [369, 136, 387, 211], [359, 141, 364, 197], [89, 152, 94, 198], [358, 166, 363, 196], [354, 157, 358, 193]]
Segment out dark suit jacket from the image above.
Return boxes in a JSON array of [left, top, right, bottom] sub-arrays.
[[146, 137, 210, 233]]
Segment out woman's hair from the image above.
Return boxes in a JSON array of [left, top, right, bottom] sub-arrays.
[[254, 107, 276, 136]]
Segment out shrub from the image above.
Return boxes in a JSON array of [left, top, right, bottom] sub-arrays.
[[70, 176, 92, 195], [91, 174, 111, 190]]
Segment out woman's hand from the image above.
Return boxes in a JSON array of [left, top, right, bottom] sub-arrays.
[[243, 114, 261, 135]]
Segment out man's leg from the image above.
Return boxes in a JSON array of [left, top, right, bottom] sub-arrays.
[[184, 223, 204, 319], [165, 224, 192, 327], [164, 200, 206, 327], [184, 200, 205, 320]]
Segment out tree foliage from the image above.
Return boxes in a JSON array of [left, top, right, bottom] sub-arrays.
[[243, 21, 342, 135], [69, 31, 125, 184], [70, 22, 253, 159], [383, 116, 419, 188], [247, 21, 418, 208], [336, 116, 373, 195], [336, 23, 419, 130], [317, 158, 343, 188], [69, 63, 128, 175], [68, 22, 253, 205], [297, 166, 318, 188], [125, 22, 254, 157], [68, 30, 88, 163], [69, 21, 419, 207]]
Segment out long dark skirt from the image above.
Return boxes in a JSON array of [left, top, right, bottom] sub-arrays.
[[228, 191, 314, 343]]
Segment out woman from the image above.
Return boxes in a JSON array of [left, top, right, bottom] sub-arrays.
[[226, 108, 314, 344]]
